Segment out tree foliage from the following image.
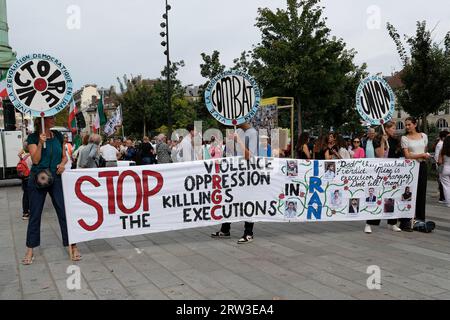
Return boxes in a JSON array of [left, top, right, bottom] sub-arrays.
[[387, 21, 450, 131], [249, 0, 366, 135], [117, 60, 196, 138]]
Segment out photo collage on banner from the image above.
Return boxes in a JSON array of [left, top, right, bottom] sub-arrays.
[[279, 158, 417, 221]]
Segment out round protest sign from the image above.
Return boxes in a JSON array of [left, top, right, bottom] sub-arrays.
[[6, 53, 73, 117], [355, 75, 395, 126], [204, 70, 261, 126]]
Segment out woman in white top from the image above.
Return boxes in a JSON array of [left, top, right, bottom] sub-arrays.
[[401, 117, 431, 229], [438, 135, 450, 207]]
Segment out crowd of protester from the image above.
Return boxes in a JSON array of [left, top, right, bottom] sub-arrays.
[[17, 116, 450, 264]]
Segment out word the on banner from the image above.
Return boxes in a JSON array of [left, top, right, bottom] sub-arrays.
[[62, 158, 419, 244]]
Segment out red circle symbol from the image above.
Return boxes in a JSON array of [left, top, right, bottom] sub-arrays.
[[232, 119, 237, 126], [34, 78, 48, 92], [40, 112, 45, 117]]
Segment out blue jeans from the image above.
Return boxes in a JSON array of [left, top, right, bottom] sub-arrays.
[[26, 172, 69, 248], [142, 157, 153, 165]]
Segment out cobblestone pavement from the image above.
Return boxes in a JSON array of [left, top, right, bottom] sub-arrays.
[[1, 180, 449, 300]]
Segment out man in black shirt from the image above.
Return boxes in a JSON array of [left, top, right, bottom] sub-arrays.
[[141, 136, 156, 165]]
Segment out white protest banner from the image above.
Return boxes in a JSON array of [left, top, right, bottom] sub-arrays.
[[204, 71, 261, 126], [356, 75, 395, 126], [104, 106, 122, 136], [6, 53, 73, 117], [63, 157, 419, 244]]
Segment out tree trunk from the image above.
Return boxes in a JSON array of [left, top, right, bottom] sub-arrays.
[[143, 118, 147, 138], [297, 96, 302, 136], [421, 115, 428, 133]]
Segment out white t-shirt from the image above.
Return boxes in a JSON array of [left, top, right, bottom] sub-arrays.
[[64, 144, 72, 170], [435, 140, 443, 163], [100, 144, 119, 161], [180, 134, 195, 162], [401, 133, 428, 161], [339, 147, 351, 159]]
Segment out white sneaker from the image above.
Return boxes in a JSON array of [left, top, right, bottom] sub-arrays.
[[438, 200, 446, 204], [364, 224, 372, 234], [388, 224, 402, 232]]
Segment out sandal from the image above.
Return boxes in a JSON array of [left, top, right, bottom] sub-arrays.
[[22, 254, 34, 265], [69, 245, 82, 261]]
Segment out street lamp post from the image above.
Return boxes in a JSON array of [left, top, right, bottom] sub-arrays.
[[160, 0, 172, 135]]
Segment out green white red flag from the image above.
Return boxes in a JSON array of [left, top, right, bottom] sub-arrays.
[[0, 72, 7, 99], [68, 100, 78, 132]]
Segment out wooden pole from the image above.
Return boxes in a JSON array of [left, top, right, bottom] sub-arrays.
[[41, 117, 46, 148]]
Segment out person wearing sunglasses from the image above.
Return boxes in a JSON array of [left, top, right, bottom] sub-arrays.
[[351, 138, 365, 159]]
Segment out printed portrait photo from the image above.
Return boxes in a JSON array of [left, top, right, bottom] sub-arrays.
[[401, 186, 412, 202], [324, 162, 336, 180], [286, 160, 298, 177], [330, 190, 343, 207], [348, 198, 360, 214], [284, 200, 298, 219], [365, 187, 378, 205], [384, 198, 395, 213]]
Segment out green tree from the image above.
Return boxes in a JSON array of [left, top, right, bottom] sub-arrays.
[[250, 0, 366, 135], [387, 21, 450, 132], [197, 51, 227, 130], [117, 60, 196, 138], [55, 108, 69, 128]]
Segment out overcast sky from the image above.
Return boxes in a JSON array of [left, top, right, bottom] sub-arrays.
[[6, 0, 450, 91]]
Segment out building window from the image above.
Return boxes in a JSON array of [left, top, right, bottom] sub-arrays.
[[396, 121, 405, 131], [436, 118, 449, 130]]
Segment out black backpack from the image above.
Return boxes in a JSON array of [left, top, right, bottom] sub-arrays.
[[413, 220, 436, 233]]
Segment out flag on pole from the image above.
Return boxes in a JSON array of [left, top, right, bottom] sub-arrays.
[[73, 134, 82, 151], [68, 100, 78, 132], [104, 105, 123, 136], [98, 94, 107, 126], [0, 72, 7, 99], [93, 108, 100, 132]]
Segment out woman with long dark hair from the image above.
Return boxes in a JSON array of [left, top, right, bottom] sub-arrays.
[[324, 133, 339, 160], [296, 132, 311, 159], [401, 117, 431, 230], [22, 117, 81, 265], [313, 135, 327, 160]]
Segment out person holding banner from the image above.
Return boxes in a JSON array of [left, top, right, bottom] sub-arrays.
[[365, 121, 402, 233], [22, 116, 81, 265], [211, 123, 258, 244], [401, 117, 431, 230]]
